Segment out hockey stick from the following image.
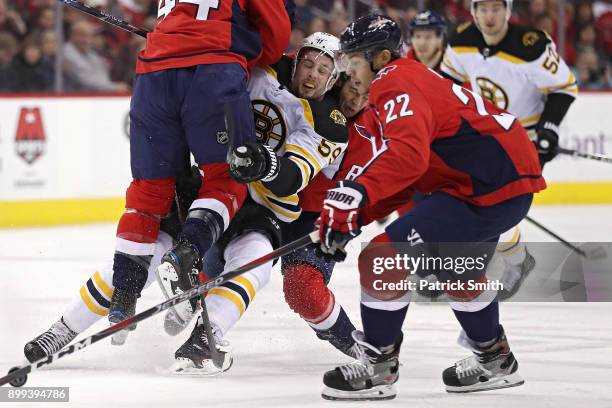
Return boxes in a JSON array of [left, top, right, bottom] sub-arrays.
[[524, 216, 606, 259], [1, 231, 319, 388], [57, 0, 148, 38], [556, 147, 612, 164]]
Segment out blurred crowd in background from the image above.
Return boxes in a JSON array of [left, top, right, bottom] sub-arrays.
[[0, 0, 611, 93]]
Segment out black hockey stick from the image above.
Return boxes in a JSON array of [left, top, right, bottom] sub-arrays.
[[524, 216, 607, 259], [1, 231, 319, 388], [57, 0, 149, 38], [555, 147, 612, 164]]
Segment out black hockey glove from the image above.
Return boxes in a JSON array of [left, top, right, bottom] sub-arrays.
[[536, 122, 559, 165], [228, 143, 280, 183]]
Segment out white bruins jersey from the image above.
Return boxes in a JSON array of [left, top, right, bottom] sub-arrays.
[[247, 66, 348, 222], [442, 22, 578, 132]]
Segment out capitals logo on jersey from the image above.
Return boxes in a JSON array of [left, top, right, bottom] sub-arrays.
[[373, 65, 397, 83], [252, 99, 287, 151], [15, 107, 46, 165]]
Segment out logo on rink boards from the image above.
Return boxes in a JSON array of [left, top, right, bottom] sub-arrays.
[[15, 107, 46, 165]]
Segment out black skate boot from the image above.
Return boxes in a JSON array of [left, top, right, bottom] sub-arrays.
[[321, 331, 402, 401], [170, 316, 232, 375], [108, 288, 138, 345], [498, 249, 536, 301], [443, 327, 524, 393], [24, 318, 77, 363], [156, 240, 202, 325]]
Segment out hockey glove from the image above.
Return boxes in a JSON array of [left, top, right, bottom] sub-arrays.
[[318, 180, 367, 260], [228, 143, 280, 183], [536, 122, 559, 165]]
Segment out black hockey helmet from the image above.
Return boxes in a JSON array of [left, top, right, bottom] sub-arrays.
[[339, 14, 403, 58], [408, 10, 447, 37]]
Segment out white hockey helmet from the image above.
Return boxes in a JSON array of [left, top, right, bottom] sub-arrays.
[[471, 0, 513, 22], [293, 32, 342, 93]]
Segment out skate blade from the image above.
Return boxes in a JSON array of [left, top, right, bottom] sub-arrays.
[[110, 329, 130, 346], [156, 262, 179, 299], [169, 356, 233, 376], [446, 372, 525, 393], [321, 384, 397, 401]]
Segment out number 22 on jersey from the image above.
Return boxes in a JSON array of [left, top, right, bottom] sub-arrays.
[[158, 0, 220, 21]]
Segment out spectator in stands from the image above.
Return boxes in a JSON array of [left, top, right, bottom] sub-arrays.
[[575, 47, 608, 89], [0, 31, 18, 91], [62, 20, 129, 92], [14, 35, 52, 91], [308, 16, 327, 35], [39, 29, 56, 89], [289, 27, 306, 51], [32, 7, 55, 34], [0, 0, 27, 38]]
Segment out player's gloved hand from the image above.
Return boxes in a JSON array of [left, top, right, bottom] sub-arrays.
[[317, 180, 367, 260], [228, 143, 279, 183], [535, 122, 559, 165]]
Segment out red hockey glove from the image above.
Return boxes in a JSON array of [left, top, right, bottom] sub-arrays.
[[318, 180, 368, 259]]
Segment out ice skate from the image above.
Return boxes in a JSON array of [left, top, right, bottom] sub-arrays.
[[24, 318, 77, 363], [157, 240, 202, 325], [170, 316, 232, 375], [321, 331, 402, 401], [443, 327, 524, 393], [108, 288, 138, 345]]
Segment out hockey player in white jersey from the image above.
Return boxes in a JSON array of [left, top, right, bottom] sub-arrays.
[[22, 34, 348, 367], [441, 0, 577, 298], [156, 32, 349, 374]]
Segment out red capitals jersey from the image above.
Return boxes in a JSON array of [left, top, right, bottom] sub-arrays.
[[137, 0, 291, 74], [355, 57, 545, 210], [406, 47, 442, 72], [299, 107, 413, 224]]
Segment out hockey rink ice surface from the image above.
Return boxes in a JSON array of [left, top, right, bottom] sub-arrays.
[[1, 205, 611, 408]]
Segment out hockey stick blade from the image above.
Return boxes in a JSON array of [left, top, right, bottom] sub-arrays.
[[0, 231, 319, 387], [524, 216, 607, 259], [58, 0, 149, 38]]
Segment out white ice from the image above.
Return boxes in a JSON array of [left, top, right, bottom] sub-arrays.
[[1, 206, 611, 408]]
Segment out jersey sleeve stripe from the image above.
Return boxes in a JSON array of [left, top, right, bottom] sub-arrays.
[[285, 151, 316, 182], [519, 113, 541, 127], [285, 144, 322, 173]]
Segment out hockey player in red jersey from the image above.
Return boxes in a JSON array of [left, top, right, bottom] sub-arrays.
[[108, 0, 292, 341], [406, 10, 447, 72], [317, 15, 545, 400]]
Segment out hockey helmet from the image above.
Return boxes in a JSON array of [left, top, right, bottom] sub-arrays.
[[471, 0, 513, 22], [293, 32, 342, 93], [339, 14, 403, 61], [408, 10, 447, 37]]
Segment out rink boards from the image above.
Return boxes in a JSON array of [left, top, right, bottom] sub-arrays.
[[1, 92, 611, 227]]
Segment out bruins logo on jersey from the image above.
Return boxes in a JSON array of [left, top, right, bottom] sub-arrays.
[[476, 77, 509, 110], [522, 31, 540, 47], [251, 99, 286, 151], [329, 109, 347, 126]]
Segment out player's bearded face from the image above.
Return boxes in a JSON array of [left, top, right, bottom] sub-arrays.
[[474, 1, 507, 36], [292, 50, 334, 99], [411, 29, 443, 62], [339, 78, 369, 119]]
